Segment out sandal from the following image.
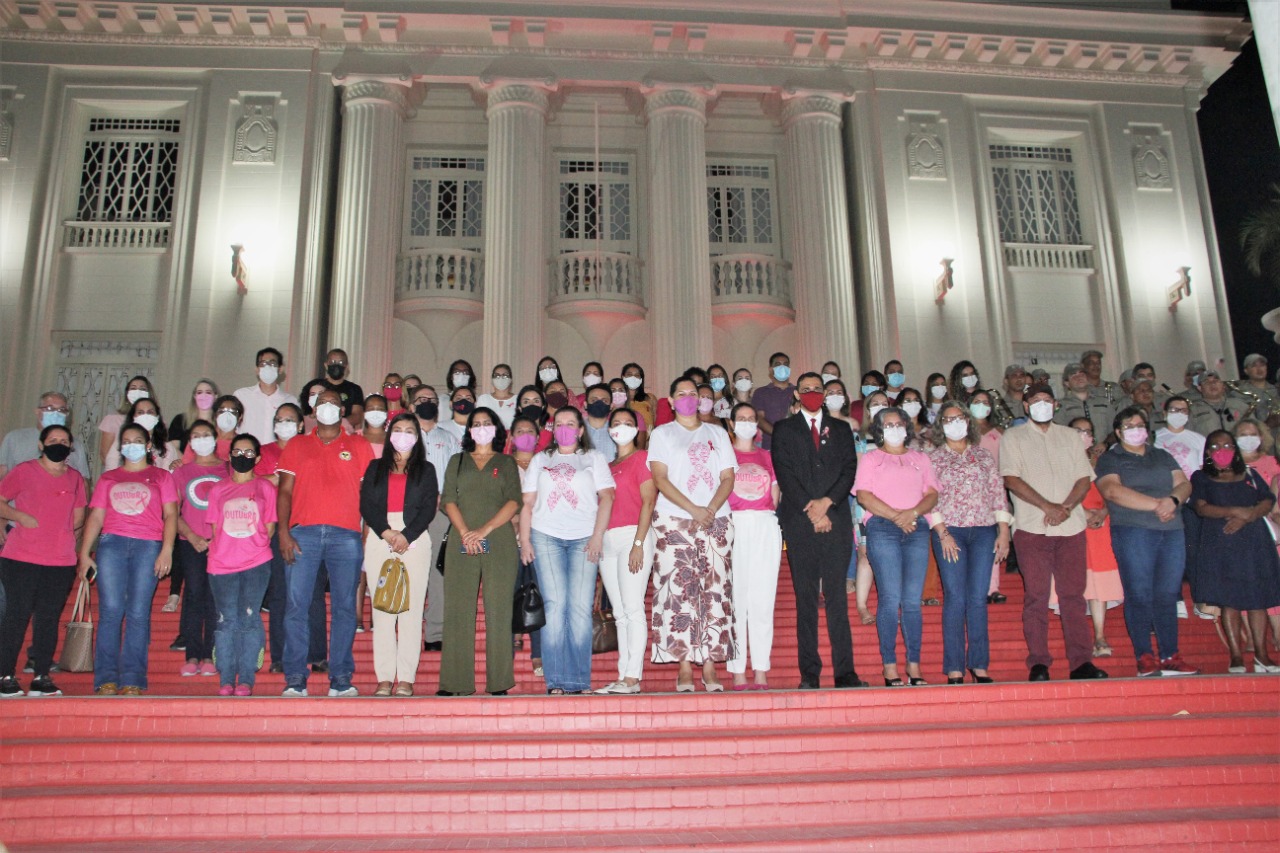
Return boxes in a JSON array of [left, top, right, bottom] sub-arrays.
[[908, 677, 928, 686], [1093, 641, 1113, 658], [884, 677, 905, 687], [675, 681, 695, 693], [547, 688, 565, 695]]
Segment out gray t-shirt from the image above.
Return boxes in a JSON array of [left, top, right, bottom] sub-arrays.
[[1094, 443, 1183, 531], [0, 427, 91, 479]]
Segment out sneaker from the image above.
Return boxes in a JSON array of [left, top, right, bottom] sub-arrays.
[[22, 659, 34, 674], [95, 682, 118, 696], [1160, 654, 1200, 676], [198, 662, 217, 677], [268, 662, 284, 674], [355, 624, 365, 634], [218, 684, 235, 696], [180, 661, 198, 677], [27, 676, 62, 697], [328, 685, 359, 698], [169, 634, 187, 651], [282, 685, 307, 697], [0, 676, 24, 698], [162, 594, 180, 613], [1136, 654, 1161, 677], [234, 684, 252, 696], [1175, 600, 1188, 619], [595, 680, 641, 695]]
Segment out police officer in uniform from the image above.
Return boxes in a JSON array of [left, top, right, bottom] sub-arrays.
[[1080, 350, 1119, 410], [1229, 354, 1280, 420], [1054, 362, 1114, 443], [1188, 370, 1249, 436]]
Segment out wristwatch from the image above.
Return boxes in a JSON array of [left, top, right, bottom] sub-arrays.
[[633, 539, 644, 548]]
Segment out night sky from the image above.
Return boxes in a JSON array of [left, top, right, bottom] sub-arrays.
[[1187, 2, 1280, 370]]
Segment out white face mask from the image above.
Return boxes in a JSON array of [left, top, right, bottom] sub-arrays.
[[882, 425, 907, 447], [1237, 435, 1263, 454], [734, 378, 753, 395], [1028, 400, 1055, 423], [609, 424, 638, 446], [274, 421, 299, 441], [364, 410, 388, 428], [492, 375, 512, 391], [942, 420, 969, 442], [961, 374, 980, 390], [308, 393, 319, 409], [126, 389, 149, 404], [969, 403, 992, 420], [930, 385, 947, 399], [258, 365, 279, 385], [215, 412, 238, 433], [867, 404, 887, 421], [901, 401, 923, 419], [315, 402, 342, 426], [582, 374, 602, 388], [733, 421, 759, 441], [1165, 411, 1189, 430], [825, 394, 846, 412], [538, 367, 559, 384], [452, 372, 471, 388], [623, 375, 643, 390], [190, 436, 217, 457], [821, 373, 838, 385], [133, 413, 159, 433]]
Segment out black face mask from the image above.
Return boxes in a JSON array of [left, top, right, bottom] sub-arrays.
[[326, 363, 346, 380], [452, 399, 475, 416], [585, 400, 611, 419], [415, 401, 439, 422], [43, 444, 72, 464], [230, 455, 257, 474], [519, 405, 545, 423]]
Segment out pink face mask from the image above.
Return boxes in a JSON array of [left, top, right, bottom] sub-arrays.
[[611, 391, 628, 407], [512, 433, 538, 453], [470, 424, 497, 446], [697, 397, 714, 415], [388, 432, 417, 454], [553, 425, 579, 447], [673, 396, 700, 417], [195, 392, 216, 410], [1211, 448, 1236, 469]]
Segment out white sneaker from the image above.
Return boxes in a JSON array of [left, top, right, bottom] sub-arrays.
[[282, 686, 307, 697], [1175, 600, 1188, 619], [594, 680, 640, 694], [328, 686, 359, 697]]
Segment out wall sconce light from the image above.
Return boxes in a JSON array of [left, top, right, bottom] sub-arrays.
[[230, 243, 248, 295], [934, 257, 954, 305], [1167, 265, 1190, 312]]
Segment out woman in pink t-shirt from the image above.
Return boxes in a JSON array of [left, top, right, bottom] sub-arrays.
[[593, 408, 657, 695], [853, 407, 940, 687], [206, 434, 277, 695], [0, 425, 87, 698], [79, 422, 179, 695], [172, 420, 228, 678], [727, 403, 782, 690]]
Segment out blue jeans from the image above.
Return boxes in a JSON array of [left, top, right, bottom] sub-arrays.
[[531, 530, 595, 692], [94, 533, 162, 690], [866, 516, 930, 665], [932, 525, 997, 673], [1110, 525, 1185, 661], [210, 562, 271, 688], [267, 532, 327, 666], [284, 525, 362, 690]]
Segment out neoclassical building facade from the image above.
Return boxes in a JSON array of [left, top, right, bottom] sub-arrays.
[[0, 1, 1249, 464]]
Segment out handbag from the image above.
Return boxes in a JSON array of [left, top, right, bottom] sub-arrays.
[[512, 561, 547, 634], [372, 557, 411, 615], [592, 607, 618, 655], [435, 455, 466, 577], [59, 578, 94, 672]]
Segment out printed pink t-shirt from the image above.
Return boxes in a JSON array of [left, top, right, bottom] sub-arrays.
[[205, 477, 278, 574], [607, 450, 652, 529], [729, 447, 777, 512], [172, 460, 228, 540], [90, 466, 179, 540], [0, 460, 87, 566]]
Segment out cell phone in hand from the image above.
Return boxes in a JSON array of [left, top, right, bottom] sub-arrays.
[[460, 539, 490, 554]]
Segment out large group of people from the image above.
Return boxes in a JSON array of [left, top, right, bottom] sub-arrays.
[[2, 344, 1280, 698]]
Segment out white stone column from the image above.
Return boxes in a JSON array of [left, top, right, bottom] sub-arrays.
[[328, 78, 409, 391], [645, 86, 713, 385], [482, 82, 552, 380], [782, 92, 860, 374]]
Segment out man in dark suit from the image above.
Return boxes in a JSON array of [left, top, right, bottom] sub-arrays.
[[771, 371, 865, 688]]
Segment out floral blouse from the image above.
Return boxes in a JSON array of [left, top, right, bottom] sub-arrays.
[[926, 443, 1009, 528]]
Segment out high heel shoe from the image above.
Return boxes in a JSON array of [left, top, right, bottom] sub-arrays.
[[946, 676, 965, 685], [884, 677, 905, 687], [1253, 659, 1280, 674], [908, 676, 928, 686], [701, 678, 725, 692], [968, 669, 995, 684]]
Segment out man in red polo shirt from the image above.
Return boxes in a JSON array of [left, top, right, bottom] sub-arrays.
[[277, 387, 374, 697]]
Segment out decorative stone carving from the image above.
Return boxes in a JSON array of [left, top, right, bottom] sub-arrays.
[[641, 86, 709, 121], [780, 93, 843, 128], [58, 339, 159, 360], [907, 118, 947, 180], [340, 79, 411, 116], [1132, 132, 1171, 189], [233, 94, 279, 164], [0, 87, 16, 161]]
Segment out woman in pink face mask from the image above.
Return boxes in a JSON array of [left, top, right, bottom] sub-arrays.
[[1189, 430, 1280, 674]]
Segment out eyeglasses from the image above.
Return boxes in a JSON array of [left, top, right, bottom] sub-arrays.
[[382, 382, 401, 389], [230, 449, 257, 459], [257, 360, 280, 368], [38, 405, 71, 414], [941, 416, 967, 425], [216, 408, 239, 416], [1076, 429, 1094, 436]]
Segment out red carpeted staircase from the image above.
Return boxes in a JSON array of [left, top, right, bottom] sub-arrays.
[[1, 559, 1278, 851]]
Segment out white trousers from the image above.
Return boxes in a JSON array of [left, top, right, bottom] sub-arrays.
[[599, 525, 656, 681], [728, 510, 782, 674], [362, 513, 431, 683]]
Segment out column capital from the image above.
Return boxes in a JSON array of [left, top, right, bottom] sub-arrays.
[[641, 85, 711, 123], [779, 90, 851, 129], [480, 80, 555, 117], [335, 77, 413, 117]]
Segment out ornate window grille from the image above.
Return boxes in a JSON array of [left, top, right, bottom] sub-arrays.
[[989, 145, 1083, 246], [67, 118, 180, 248], [706, 161, 776, 251], [406, 156, 485, 249]]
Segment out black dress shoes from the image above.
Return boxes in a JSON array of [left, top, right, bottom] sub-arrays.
[[1069, 662, 1109, 680], [834, 673, 869, 688], [424, 641, 443, 652], [1028, 664, 1051, 682], [987, 592, 1007, 604], [797, 678, 820, 690]]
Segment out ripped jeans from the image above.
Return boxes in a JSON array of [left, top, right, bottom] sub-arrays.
[[209, 561, 271, 688]]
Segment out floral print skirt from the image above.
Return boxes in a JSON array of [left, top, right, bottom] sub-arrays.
[[650, 512, 736, 665]]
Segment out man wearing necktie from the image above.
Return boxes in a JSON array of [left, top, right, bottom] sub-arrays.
[[770, 371, 865, 689]]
